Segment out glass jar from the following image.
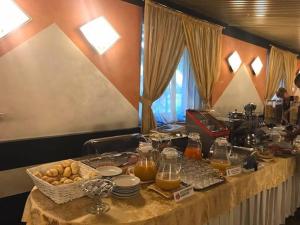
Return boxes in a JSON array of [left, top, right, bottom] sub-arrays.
[[155, 148, 181, 191], [184, 132, 202, 160], [133, 145, 157, 182], [210, 137, 231, 175]]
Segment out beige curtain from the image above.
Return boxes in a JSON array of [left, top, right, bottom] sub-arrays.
[[182, 17, 223, 107], [141, 0, 185, 133], [283, 51, 297, 94], [265, 47, 285, 100], [265, 46, 298, 100]]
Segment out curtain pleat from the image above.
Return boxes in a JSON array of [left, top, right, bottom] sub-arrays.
[[265, 46, 298, 100], [142, 0, 223, 132], [182, 17, 223, 107], [141, 0, 185, 133], [283, 52, 298, 94]]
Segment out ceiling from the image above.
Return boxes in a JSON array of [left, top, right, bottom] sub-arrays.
[[164, 0, 300, 53]]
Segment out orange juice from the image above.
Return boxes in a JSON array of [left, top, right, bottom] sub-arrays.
[[210, 160, 231, 175], [184, 146, 202, 160], [155, 176, 181, 191], [134, 161, 157, 181]]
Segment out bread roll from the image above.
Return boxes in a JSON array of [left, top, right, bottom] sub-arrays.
[[62, 160, 71, 168], [46, 168, 59, 177], [33, 171, 43, 178], [71, 162, 79, 175], [63, 167, 72, 177], [74, 177, 83, 182], [70, 174, 79, 180], [63, 179, 73, 184], [60, 177, 67, 182], [47, 177, 58, 183], [41, 175, 50, 182], [53, 164, 64, 174], [51, 181, 60, 186]]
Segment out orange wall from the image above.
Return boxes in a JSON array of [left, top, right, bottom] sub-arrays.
[[0, 0, 142, 109], [212, 35, 267, 105], [1, 0, 296, 110]]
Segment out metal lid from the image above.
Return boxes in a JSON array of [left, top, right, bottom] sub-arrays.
[[161, 147, 178, 159]]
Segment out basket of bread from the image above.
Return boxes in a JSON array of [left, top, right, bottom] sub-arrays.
[[27, 159, 101, 204]]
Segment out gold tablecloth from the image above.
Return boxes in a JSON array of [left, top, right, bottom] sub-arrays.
[[22, 157, 296, 225]]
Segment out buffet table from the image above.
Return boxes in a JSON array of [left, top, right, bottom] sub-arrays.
[[22, 157, 299, 225]]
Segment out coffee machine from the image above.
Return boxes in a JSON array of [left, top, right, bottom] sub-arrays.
[[228, 103, 263, 147]]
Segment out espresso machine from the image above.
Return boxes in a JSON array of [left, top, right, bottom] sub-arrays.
[[228, 103, 264, 148]]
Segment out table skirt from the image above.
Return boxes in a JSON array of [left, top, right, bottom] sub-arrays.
[[205, 174, 300, 225]]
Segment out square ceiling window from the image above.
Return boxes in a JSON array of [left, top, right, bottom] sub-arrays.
[[0, 0, 30, 38], [80, 17, 120, 54], [227, 51, 242, 73], [251, 56, 263, 76]]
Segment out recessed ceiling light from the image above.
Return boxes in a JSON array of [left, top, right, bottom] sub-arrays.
[[227, 51, 242, 73], [251, 56, 263, 75], [80, 17, 120, 54], [0, 0, 30, 38]]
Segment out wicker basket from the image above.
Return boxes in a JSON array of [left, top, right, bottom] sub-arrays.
[[27, 159, 101, 204]]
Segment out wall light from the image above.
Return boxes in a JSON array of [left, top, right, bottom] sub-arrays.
[[227, 51, 242, 73], [80, 17, 120, 54], [0, 0, 30, 38], [251, 56, 263, 76]]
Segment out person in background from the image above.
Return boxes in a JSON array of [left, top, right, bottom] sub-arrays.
[[286, 74, 300, 140], [276, 87, 293, 124], [295, 73, 300, 89]]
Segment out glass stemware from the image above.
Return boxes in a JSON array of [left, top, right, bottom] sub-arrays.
[[81, 178, 114, 214]]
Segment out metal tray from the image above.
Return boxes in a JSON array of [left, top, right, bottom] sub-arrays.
[[81, 152, 139, 169]]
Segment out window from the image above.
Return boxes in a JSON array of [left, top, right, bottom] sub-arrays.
[[271, 79, 285, 100], [139, 27, 201, 125], [151, 49, 201, 124]]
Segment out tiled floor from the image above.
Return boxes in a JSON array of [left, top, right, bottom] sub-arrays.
[[285, 208, 300, 225]]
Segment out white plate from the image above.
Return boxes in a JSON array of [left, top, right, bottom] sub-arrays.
[[96, 166, 122, 177], [112, 192, 139, 199], [112, 175, 140, 187]]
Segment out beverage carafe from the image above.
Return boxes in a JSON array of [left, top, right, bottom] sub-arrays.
[[155, 148, 181, 191], [210, 137, 231, 175], [184, 132, 202, 160], [133, 144, 157, 182]]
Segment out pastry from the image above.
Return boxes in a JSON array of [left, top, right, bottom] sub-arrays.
[[63, 167, 72, 177], [70, 162, 79, 175]]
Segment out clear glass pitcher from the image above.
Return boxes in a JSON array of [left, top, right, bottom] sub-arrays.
[[155, 147, 181, 191], [184, 132, 202, 160], [210, 137, 231, 175], [132, 144, 157, 182]]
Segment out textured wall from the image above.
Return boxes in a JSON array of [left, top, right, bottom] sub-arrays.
[[213, 35, 267, 105], [0, 25, 138, 141], [0, 0, 142, 142], [0, 0, 142, 108], [213, 64, 264, 116]]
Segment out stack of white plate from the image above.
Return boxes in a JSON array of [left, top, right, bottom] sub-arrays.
[[112, 175, 141, 198]]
